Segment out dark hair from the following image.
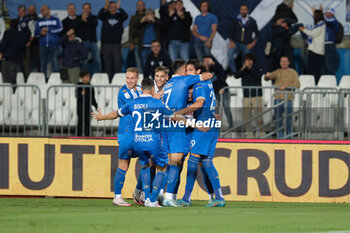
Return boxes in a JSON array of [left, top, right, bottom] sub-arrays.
[[18, 5, 26, 11], [243, 53, 256, 62], [151, 40, 161, 45], [172, 59, 186, 73], [141, 78, 154, 91], [67, 3, 75, 8], [79, 70, 90, 78], [186, 59, 204, 73], [280, 55, 290, 61], [83, 2, 91, 8], [199, 0, 211, 12], [313, 10, 323, 24], [240, 4, 248, 9], [203, 55, 213, 60], [10, 19, 19, 29]]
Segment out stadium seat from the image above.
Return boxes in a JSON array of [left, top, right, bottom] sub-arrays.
[[0, 85, 13, 109], [299, 75, 315, 90], [91, 73, 109, 96], [318, 75, 337, 88], [47, 90, 64, 113], [27, 108, 42, 126], [15, 85, 41, 109], [91, 73, 109, 85], [16, 72, 25, 84], [0, 104, 9, 125], [48, 73, 62, 85], [339, 75, 350, 89], [226, 75, 242, 87], [0, 73, 2, 83], [48, 108, 70, 126], [111, 73, 126, 86], [27, 72, 46, 86], [9, 107, 31, 125]]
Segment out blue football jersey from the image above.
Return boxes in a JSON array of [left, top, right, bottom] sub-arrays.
[[118, 94, 174, 149], [163, 75, 202, 111], [117, 85, 142, 135], [192, 80, 216, 121]]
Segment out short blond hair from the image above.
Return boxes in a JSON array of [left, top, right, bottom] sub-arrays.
[[155, 66, 169, 75], [126, 67, 139, 76]]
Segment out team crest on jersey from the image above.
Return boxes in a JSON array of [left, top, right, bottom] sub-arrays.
[[124, 92, 130, 99]]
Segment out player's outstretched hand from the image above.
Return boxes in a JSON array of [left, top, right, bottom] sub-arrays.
[[92, 108, 103, 121]]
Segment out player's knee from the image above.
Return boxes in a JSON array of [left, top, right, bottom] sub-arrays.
[[156, 164, 167, 172], [118, 159, 130, 171]]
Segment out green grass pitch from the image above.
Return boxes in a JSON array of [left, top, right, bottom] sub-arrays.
[[1, 198, 350, 233]]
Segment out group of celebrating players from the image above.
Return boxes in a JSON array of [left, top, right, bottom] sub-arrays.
[[92, 58, 225, 208]]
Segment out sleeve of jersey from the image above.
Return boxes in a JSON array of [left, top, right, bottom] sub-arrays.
[[193, 84, 206, 102], [186, 74, 202, 86], [160, 103, 174, 118], [117, 90, 126, 108], [118, 105, 130, 117]]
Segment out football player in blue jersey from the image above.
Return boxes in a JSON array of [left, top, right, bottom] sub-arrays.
[[113, 67, 142, 206], [93, 78, 197, 207], [153, 66, 169, 98], [162, 59, 213, 207], [175, 60, 215, 206], [177, 59, 225, 207]]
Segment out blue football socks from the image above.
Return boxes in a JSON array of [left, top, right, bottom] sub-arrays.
[[202, 158, 224, 201], [182, 155, 201, 202], [140, 167, 151, 200], [114, 168, 126, 195], [166, 165, 180, 195], [151, 171, 167, 202]]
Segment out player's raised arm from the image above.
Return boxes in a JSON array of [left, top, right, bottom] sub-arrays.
[[175, 98, 204, 116], [92, 108, 119, 121], [200, 72, 213, 81]]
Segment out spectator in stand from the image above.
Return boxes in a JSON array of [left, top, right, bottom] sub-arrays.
[[25, 5, 41, 73], [129, 0, 145, 73], [76, 70, 98, 137], [323, 7, 340, 75], [192, 0, 218, 61], [270, 0, 301, 70], [299, 9, 326, 85], [159, 0, 176, 52], [62, 4, 80, 35], [78, 3, 101, 73], [135, 8, 163, 67], [17, 5, 32, 79], [35, 5, 63, 78], [0, 19, 30, 91], [143, 40, 172, 79], [203, 55, 233, 129], [233, 53, 263, 138], [265, 56, 300, 139], [60, 29, 87, 84], [167, 0, 192, 61], [228, 4, 259, 73], [98, 0, 128, 81]]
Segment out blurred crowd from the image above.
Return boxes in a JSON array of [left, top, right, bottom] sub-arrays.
[[0, 0, 343, 86]]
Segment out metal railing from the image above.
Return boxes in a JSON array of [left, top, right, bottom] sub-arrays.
[[0, 84, 42, 136], [1, 84, 350, 140], [218, 86, 303, 139]]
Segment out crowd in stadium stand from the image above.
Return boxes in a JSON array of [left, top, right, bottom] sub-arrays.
[[0, 0, 342, 86]]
